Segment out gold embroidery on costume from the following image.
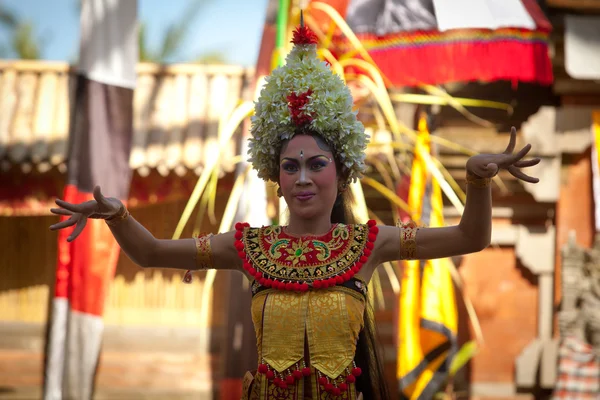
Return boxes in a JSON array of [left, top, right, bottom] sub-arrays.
[[242, 371, 256, 400], [243, 224, 371, 282], [398, 221, 419, 260], [249, 284, 366, 398], [260, 291, 308, 372], [307, 290, 365, 378]]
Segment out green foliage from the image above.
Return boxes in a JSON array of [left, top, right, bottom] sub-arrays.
[[12, 22, 43, 59], [450, 340, 478, 377], [138, 0, 227, 64], [0, 4, 46, 59]]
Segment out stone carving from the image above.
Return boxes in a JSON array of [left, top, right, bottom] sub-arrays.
[[553, 232, 600, 399], [558, 232, 600, 351]]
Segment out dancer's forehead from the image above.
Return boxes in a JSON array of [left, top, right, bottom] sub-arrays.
[[280, 134, 334, 161]]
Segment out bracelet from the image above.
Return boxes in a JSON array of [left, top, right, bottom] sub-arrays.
[[194, 233, 214, 270], [398, 220, 419, 260], [183, 233, 214, 284], [466, 171, 491, 188], [105, 205, 130, 226]]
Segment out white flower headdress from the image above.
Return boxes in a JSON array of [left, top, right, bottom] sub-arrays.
[[248, 13, 368, 184]]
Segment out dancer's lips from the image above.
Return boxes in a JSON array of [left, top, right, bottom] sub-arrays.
[[295, 191, 315, 201]]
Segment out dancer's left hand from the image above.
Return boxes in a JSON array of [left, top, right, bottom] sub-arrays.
[[466, 126, 540, 183]]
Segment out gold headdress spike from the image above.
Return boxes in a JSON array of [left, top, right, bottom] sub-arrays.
[[247, 10, 369, 184]]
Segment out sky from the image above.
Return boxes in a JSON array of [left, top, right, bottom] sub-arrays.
[[0, 0, 270, 66]]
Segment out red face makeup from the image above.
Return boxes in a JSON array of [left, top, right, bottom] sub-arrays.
[[279, 135, 339, 220]]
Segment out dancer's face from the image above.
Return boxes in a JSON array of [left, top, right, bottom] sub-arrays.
[[279, 135, 339, 221]]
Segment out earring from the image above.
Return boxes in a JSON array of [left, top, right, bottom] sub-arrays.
[[277, 187, 282, 198], [339, 182, 348, 192]]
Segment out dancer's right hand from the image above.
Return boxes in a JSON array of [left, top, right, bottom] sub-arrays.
[[50, 186, 123, 242]]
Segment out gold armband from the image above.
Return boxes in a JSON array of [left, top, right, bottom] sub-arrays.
[[105, 206, 130, 227], [183, 233, 214, 284], [398, 220, 419, 260], [466, 171, 491, 188], [195, 233, 214, 269]]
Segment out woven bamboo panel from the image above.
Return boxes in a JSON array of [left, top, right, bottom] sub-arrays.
[[0, 178, 233, 327], [0, 61, 253, 175]]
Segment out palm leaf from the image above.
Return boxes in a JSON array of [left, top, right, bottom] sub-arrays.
[[172, 100, 254, 239], [198, 164, 253, 340], [389, 93, 513, 113], [450, 340, 479, 377]]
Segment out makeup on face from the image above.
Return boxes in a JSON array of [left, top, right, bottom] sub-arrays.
[[280, 153, 333, 182]]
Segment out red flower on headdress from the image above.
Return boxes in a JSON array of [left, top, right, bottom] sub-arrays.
[[287, 89, 313, 126], [291, 25, 318, 46]]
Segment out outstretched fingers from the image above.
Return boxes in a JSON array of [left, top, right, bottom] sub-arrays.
[[50, 215, 79, 231], [93, 186, 111, 208], [508, 165, 539, 183], [55, 198, 85, 213], [68, 216, 88, 242], [50, 208, 73, 216], [513, 158, 540, 168], [504, 126, 517, 154], [507, 143, 532, 164]]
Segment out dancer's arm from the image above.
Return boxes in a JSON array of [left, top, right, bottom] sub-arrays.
[[372, 127, 540, 265], [50, 186, 241, 271]]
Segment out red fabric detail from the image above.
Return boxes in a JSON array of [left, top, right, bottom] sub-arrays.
[[292, 26, 318, 45], [339, 31, 553, 87], [54, 184, 120, 316], [236, 221, 378, 290], [218, 379, 243, 400]]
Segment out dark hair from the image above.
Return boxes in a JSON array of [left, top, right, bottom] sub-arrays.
[[332, 191, 391, 400]]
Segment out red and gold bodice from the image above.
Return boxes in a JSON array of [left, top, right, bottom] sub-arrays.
[[235, 221, 379, 399]]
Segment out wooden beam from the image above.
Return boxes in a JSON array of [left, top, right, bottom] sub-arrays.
[[547, 0, 600, 10]]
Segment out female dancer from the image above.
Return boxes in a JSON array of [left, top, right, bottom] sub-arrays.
[[50, 18, 539, 400]]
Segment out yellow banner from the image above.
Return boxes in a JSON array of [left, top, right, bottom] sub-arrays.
[[397, 115, 458, 399]]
